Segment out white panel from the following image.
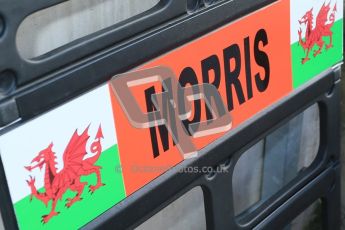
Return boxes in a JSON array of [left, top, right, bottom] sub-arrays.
[[0, 84, 117, 203]]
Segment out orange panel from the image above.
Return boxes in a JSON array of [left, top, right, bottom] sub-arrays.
[[109, 0, 292, 195]]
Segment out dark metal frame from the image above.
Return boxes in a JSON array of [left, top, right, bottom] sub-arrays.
[[84, 68, 341, 230], [0, 0, 275, 123], [0, 0, 341, 229]]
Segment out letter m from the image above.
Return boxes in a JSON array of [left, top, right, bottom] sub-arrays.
[[145, 86, 175, 158]]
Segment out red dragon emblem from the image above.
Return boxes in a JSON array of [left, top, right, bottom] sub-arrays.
[[298, 2, 337, 64], [25, 125, 104, 223]]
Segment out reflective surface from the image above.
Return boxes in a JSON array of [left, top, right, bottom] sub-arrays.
[[233, 104, 320, 215], [136, 187, 206, 230], [17, 0, 160, 58], [285, 199, 323, 230]]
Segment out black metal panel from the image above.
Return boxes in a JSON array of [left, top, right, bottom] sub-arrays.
[[0, 0, 341, 229], [83, 69, 342, 230], [0, 0, 276, 125]]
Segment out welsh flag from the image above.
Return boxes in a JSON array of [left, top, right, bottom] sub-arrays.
[[0, 85, 126, 229], [290, 0, 343, 88]]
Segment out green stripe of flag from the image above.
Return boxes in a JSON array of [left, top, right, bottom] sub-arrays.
[[291, 19, 343, 88], [14, 145, 126, 230]]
